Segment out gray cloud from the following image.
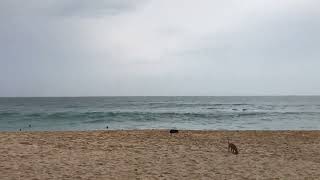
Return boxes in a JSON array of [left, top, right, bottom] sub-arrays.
[[54, 0, 144, 17], [0, 0, 142, 17], [0, 0, 320, 96]]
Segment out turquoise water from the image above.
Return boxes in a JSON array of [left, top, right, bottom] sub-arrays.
[[0, 96, 320, 131]]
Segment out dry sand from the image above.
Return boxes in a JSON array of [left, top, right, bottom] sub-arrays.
[[0, 130, 320, 179]]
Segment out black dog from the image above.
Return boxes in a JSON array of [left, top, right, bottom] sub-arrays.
[[170, 129, 179, 134]]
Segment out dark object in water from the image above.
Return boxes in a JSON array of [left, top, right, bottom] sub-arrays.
[[170, 129, 179, 134], [228, 138, 239, 155], [106, 126, 109, 129], [28, 124, 31, 128], [242, 109, 247, 111], [19, 129, 21, 131]]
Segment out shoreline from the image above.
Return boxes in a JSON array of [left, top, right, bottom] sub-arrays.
[[1, 130, 320, 179], [3, 129, 320, 133]]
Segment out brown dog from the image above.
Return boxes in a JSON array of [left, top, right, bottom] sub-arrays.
[[228, 138, 239, 155]]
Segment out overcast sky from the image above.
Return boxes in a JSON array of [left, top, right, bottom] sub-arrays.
[[1, 0, 320, 96]]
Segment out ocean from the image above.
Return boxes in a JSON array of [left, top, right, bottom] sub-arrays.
[[0, 96, 320, 131]]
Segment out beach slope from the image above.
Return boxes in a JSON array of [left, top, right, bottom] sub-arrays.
[[1, 130, 320, 179]]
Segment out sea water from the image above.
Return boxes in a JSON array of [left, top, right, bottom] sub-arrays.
[[0, 96, 320, 131]]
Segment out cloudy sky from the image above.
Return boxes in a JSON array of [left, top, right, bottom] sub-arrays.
[[1, 0, 319, 96]]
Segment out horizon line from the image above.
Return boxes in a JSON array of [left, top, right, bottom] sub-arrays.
[[1, 95, 320, 98]]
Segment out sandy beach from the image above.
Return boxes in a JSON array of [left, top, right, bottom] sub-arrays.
[[0, 130, 320, 179]]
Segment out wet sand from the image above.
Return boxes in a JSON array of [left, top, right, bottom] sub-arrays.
[[0, 130, 320, 179]]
